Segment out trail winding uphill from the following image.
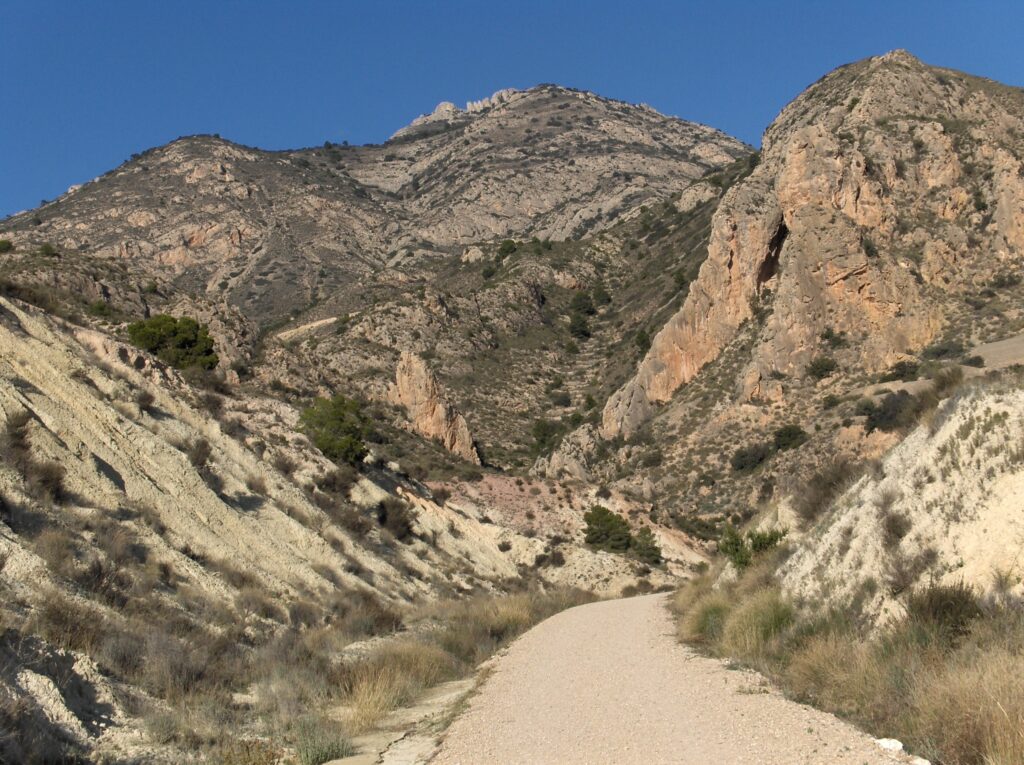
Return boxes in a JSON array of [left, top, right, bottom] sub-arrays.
[[430, 594, 918, 765]]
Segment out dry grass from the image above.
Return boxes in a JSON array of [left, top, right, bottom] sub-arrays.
[[720, 588, 793, 660], [913, 649, 1024, 764], [674, 563, 1024, 765], [346, 588, 594, 732], [346, 641, 457, 732]]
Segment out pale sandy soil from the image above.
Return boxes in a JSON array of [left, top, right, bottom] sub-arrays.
[[430, 594, 916, 765]]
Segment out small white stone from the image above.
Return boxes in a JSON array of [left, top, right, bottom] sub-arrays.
[[874, 738, 904, 752]]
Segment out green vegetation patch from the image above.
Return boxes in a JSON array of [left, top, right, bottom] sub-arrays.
[[127, 314, 219, 370]]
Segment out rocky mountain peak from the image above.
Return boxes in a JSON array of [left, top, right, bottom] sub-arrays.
[[602, 50, 1024, 439]]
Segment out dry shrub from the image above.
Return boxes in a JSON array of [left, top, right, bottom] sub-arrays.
[[142, 631, 207, 701], [187, 438, 211, 467], [24, 460, 66, 503], [245, 474, 268, 495], [28, 590, 107, 653], [208, 557, 259, 590], [135, 389, 155, 412], [346, 641, 457, 732], [271, 452, 297, 477], [720, 588, 794, 659], [427, 590, 592, 666], [680, 592, 732, 645], [0, 692, 79, 765], [913, 649, 1024, 765], [218, 739, 283, 765], [793, 457, 861, 525], [32, 527, 77, 577], [330, 590, 402, 637], [319, 465, 357, 496], [235, 587, 285, 622], [293, 718, 355, 765], [376, 497, 415, 541]]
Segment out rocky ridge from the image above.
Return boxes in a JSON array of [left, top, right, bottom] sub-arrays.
[[602, 50, 1024, 439]]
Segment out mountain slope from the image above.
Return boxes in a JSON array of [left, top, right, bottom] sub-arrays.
[[0, 85, 747, 333]]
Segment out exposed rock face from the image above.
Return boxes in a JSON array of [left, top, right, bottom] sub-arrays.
[[388, 352, 481, 464], [532, 424, 599, 481], [603, 50, 1024, 438]]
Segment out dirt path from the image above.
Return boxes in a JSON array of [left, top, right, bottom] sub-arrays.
[[430, 594, 916, 765]]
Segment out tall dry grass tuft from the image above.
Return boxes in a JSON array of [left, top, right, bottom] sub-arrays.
[[912, 649, 1024, 765], [720, 587, 793, 660]]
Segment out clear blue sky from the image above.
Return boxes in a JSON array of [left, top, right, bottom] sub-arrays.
[[2, 0, 1022, 217]]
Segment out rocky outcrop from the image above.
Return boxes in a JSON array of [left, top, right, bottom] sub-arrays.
[[603, 50, 1024, 438], [532, 424, 599, 481], [388, 351, 481, 464]]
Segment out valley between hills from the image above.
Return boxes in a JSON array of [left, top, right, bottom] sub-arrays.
[[1, 49, 1023, 764]]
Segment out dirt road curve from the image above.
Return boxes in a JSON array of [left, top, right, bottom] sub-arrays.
[[431, 594, 914, 765]]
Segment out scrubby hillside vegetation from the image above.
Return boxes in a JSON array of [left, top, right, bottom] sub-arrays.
[[3, 49, 1024, 763], [672, 366, 1024, 765]]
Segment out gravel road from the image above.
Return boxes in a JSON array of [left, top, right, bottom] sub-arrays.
[[431, 594, 914, 765]]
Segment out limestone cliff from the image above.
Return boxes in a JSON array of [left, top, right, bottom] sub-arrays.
[[388, 352, 481, 464], [603, 50, 1024, 438]]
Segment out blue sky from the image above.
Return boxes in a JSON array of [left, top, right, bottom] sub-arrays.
[[2, 0, 1022, 217]]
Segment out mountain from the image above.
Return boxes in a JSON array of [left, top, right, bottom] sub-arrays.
[[545, 49, 1024, 536], [3, 53, 1024, 762]]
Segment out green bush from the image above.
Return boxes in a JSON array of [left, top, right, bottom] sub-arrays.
[[922, 340, 964, 360], [819, 327, 848, 348], [87, 300, 116, 318], [570, 291, 595, 315], [865, 391, 922, 432], [634, 328, 651, 354], [806, 356, 838, 380], [568, 312, 591, 339], [583, 505, 631, 552], [0, 239, 13, 253], [497, 239, 517, 256], [879, 360, 919, 382], [531, 418, 563, 454], [720, 525, 786, 569], [126, 315, 218, 370], [772, 424, 807, 451], [300, 396, 368, 465], [730, 442, 771, 472], [631, 527, 662, 564]]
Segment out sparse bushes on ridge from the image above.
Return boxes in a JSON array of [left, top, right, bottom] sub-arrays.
[[127, 314, 219, 370]]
